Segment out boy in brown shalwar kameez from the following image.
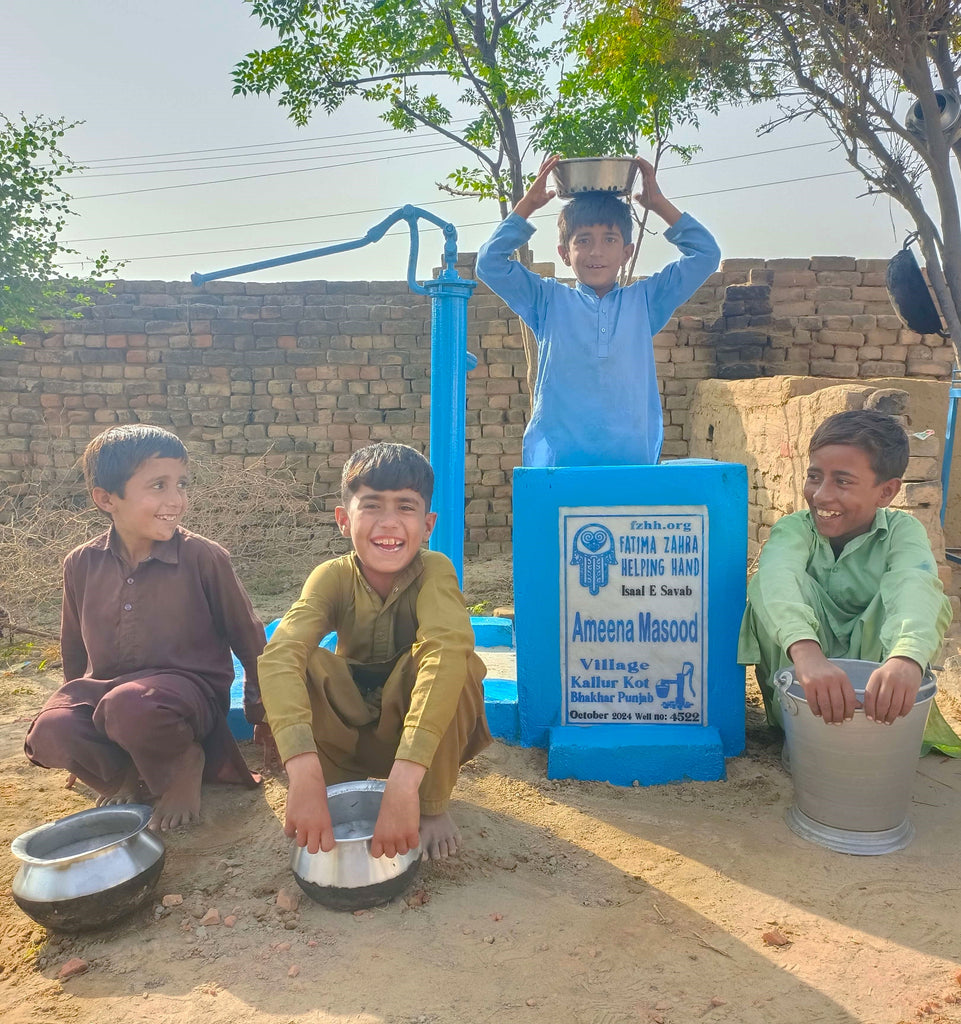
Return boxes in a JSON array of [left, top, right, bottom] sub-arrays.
[[24, 425, 268, 830]]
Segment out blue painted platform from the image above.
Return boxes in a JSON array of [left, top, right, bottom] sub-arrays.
[[513, 461, 747, 787], [547, 724, 725, 786], [228, 616, 519, 743]]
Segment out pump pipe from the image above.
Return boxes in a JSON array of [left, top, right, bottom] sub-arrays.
[[192, 206, 476, 582]]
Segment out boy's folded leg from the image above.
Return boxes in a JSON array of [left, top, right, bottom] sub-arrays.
[[404, 663, 492, 862], [92, 673, 216, 799], [148, 742, 205, 832], [301, 646, 492, 857], [301, 647, 383, 783], [24, 703, 132, 797], [414, 700, 485, 859]]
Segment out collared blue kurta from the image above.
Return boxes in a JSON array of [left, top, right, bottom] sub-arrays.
[[476, 211, 721, 467]]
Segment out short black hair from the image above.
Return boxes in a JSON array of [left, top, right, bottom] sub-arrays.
[[82, 424, 188, 496], [557, 192, 633, 248], [809, 409, 909, 482], [340, 442, 434, 507]]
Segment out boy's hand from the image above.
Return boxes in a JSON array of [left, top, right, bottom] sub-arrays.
[[787, 639, 858, 724], [632, 156, 681, 226], [513, 154, 560, 221], [283, 752, 335, 853], [254, 722, 281, 772], [864, 657, 923, 724], [370, 759, 425, 859]]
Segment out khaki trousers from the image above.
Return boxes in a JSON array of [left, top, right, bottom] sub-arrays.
[[303, 648, 491, 815]]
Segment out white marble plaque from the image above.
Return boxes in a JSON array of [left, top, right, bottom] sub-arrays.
[[560, 506, 708, 725]]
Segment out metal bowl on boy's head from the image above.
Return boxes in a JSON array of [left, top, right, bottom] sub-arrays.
[[290, 780, 422, 911], [552, 157, 639, 199], [11, 804, 165, 932]]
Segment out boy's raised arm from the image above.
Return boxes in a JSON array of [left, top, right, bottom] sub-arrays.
[[513, 154, 560, 221], [633, 156, 682, 227]]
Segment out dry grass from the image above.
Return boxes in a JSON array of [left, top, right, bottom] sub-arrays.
[[0, 469, 99, 630], [0, 451, 342, 634]]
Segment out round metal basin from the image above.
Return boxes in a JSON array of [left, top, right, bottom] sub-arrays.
[[290, 780, 422, 911], [552, 157, 639, 198], [11, 805, 165, 931]]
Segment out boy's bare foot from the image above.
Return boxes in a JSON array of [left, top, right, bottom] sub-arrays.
[[148, 743, 205, 831], [96, 763, 145, 806], [420, 811, 460, 859]]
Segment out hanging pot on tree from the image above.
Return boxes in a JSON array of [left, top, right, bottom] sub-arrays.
[[885, 236, 944, 336]]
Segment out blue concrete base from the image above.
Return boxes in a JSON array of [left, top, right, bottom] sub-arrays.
[[547, 724, 726, 786], [227, 705, 254, 742], [471, 616, 515, 648], [483, 678, 520, 743]]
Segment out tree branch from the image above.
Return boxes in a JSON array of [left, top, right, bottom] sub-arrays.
[[393, 97, 498, 173]]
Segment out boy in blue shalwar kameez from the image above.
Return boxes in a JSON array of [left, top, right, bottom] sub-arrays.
[[476, 154, 720, 468]]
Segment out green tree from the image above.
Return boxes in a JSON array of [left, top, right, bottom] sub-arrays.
[[705, 0, 961, 362], [232, 0, 753, 389], [233, 0, 560, 216], [0, 114, 120, 344], [537, 0, 756, 278]]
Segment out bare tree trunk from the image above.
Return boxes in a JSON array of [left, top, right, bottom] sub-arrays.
[[516, 242, 538, 410]]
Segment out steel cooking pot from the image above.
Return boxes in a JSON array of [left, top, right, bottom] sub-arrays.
[[11, 804, 165, 931], [290, 780, 422, 911]]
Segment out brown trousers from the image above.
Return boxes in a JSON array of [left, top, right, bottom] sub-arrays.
[[24, 673, 255, 797], [304, 648, 491, 815]]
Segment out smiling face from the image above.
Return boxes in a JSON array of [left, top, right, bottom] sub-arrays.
[[558, 223, 634, 298], [92, 456, 189, 566], [803, 444, 901, 552], [335, 486, 437, 598]]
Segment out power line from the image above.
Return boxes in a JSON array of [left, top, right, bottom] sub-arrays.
[[68, 115, 519, 167], [58, 167, 859, 268], [70, 139, 472, 180], [70, 141, 467, 201], [64, 198, 464, 243], [65, 138, 837, 233], [68, 134, 833, 182]]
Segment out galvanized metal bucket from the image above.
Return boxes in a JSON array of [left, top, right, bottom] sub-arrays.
[[775, 659, 936, 855]]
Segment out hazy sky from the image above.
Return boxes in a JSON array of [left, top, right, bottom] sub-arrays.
[[4, 0, 921, 285]]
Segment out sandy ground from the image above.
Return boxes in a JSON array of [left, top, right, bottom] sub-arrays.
[[2, 557, 961, 1024]]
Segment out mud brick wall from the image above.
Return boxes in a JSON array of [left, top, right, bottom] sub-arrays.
[[688, 377, 957, 606], [0, 255, 953, 557]]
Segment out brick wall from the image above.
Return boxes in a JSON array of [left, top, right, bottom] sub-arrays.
[[0, 256, 952, 556]]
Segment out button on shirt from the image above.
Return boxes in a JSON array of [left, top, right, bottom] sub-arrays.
[[476, 211, 721, 467]]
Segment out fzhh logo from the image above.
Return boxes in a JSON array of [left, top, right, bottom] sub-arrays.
[[570, 523, 617, 595]]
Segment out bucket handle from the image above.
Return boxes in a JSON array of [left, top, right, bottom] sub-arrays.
[[774, 668, 800, 716]]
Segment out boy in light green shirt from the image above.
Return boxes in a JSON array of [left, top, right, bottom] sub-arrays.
[[738, 409, 959, 754]]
